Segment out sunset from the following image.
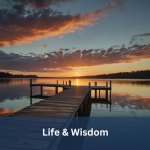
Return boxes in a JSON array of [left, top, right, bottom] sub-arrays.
[[0, 0, 150, 77], [0, 1, 150, 150]]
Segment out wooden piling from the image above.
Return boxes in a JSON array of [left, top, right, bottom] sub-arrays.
[[110, 80, 111, 89], [106, 82, 108, 87], [69, 80, 71, 87], [106, 90, 108, 100], [95, 82, 97, 99], [56, 87, 58, 94], [66, 81, 67, 86], [57, 80, 58, 84], [30, 79, 32, 97], [78, 105, 82, 116], [30, 98, 32, 105], [89, 82, 90, 88], [110, 80, 111, 104], [41, 86, 42, 95], [95, 90, 97, 99], [89, 90, 91, 99], [99, 90, 100, 98], [63, 81, 64, 85]]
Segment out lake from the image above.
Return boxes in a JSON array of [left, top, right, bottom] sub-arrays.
[[0, 78, 150, 117]]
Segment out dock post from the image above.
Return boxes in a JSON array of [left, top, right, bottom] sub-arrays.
[[106, 81, 108, 99], [63, 81, 64, 85], [95, 82, 97, 99], [66, 81, 67, 86], [95, 82, 97, 86], [110, 80, 111, 103], [69, 80, 71, 87], [30, 97, 32, 105], [106, 90, 108, 100], [30, 79, 32, 97], [99, 90, 100, 98], [89, 90, 91, 99], [89, 82, 90, 88], [106, 82, 108, 87], [56, 87, 58, 94], [78, 104, 83, 116], [41, 86, 43, 95], [57, 80, 58, 84]]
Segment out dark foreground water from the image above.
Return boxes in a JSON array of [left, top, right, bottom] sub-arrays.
[[0, 78, 150, 117]]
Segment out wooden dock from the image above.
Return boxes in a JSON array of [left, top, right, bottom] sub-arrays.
[[11, 86, 90, 117], [10, 80, 111, 117]]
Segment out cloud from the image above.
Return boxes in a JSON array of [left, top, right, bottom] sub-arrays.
[[0, 0, 129, 47], [147, 39, 150, 42], [0, 43, 150, 72], [30, 0, 76, 8], [0, 8, 104, 47], [40, 44, 47, 48], [130, 33, 150, 45], [59, 35, 64, 39], [60, 48, 70, 51], [0, 0, 76, 9], [119, 7, 126, 12], [104, 0, 129, 11]]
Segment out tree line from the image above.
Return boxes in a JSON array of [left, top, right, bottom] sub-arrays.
[[77, 69, 150, 79], [0, 72, 37, 78], [1, 69, 150, 79]]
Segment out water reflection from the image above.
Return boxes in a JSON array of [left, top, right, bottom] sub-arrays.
[[0, 78, 37, 85], [111, 79, 150, 86], [112, 93, 150, 109], [90, 92, 150, 117], [1, 78, 150, 86], [0, 107, 21, 116], [0, 78, 150, 116], [0, 79, 12, 85]]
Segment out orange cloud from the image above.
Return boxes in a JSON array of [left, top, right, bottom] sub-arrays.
[[0, 0, 129, 47], [40, 44, 47, 48], [147, 39, 150, 42], [0, 9, 106, 47]]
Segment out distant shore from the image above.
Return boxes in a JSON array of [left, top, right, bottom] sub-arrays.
[[1, 69, 150, 79]]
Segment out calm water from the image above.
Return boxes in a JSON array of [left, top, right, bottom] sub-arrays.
[[0, 78, 150, 116]]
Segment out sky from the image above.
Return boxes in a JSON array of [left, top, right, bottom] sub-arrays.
[[0, 0, 150, 77]]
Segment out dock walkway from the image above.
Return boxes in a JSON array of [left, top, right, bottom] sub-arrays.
[[11, 80, 112, 117], [11, 86, 90, 117]]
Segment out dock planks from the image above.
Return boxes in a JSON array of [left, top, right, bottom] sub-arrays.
[[11, 86, 90, 117]]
